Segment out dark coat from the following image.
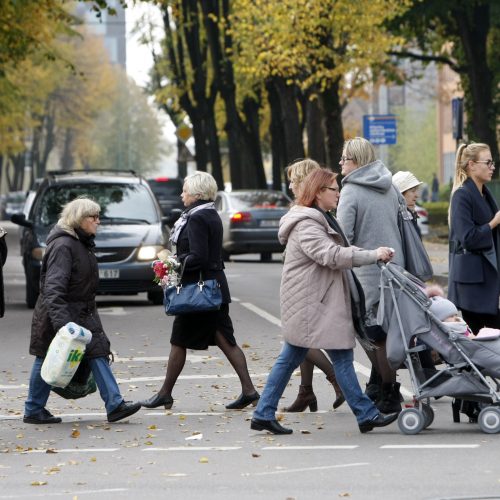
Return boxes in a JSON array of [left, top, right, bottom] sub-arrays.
[[0, 228, 7, 318], [30, 226, 111, 358], [448, 178, 500, 314], [176, 201, 231, 303]]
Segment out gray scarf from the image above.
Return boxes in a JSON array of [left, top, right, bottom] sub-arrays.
[[169, 202, 216, 245]]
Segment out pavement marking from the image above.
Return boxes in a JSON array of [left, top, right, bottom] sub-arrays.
[[262, 445, 358, 450], [247, 462, 369, 476], [0, 488, 128, 499], [23, 448, 120, 453], [240, 302, 282, 327], [143, 446, 241, 451], [380, 444, 480, 449], [114, 354, 220, 363]]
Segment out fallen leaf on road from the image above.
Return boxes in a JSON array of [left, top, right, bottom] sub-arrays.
[[70, 430, 80, 438], [199, 457, 209, 463], [251, 453, 260, 458], [30, 481, 47, 486]]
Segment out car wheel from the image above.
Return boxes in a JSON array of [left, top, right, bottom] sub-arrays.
[[26, 271, 39, 309], [260, 252, 272, 262], [147, 290, 164, 305]]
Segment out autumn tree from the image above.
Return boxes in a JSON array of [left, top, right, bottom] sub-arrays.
[[388, 0, 500, 173], [233, 0, 410, 179]]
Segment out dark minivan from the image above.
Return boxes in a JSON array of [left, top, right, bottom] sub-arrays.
[[147, 177, 184, 226], [11, 170, 170, 307]]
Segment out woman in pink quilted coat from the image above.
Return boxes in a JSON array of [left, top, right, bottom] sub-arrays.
[[250, 169, 398, 435]]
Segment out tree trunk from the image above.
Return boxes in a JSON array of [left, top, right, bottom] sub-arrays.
[[320, 78, 344, 173], [273, 77, 305, 165], [452, 3, 499, 175], [266, 80, 287, 191], [201, 0, 265, 189], [306, 96, 326, 164]]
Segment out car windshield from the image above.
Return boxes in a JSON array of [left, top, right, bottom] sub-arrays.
[[148, 179, 183, 199], [229, 191, 290, 210], [35, 183, 158, 226]]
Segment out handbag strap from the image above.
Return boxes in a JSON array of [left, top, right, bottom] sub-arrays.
[[178, 255, 205, 284]]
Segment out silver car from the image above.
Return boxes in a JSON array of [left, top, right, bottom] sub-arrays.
[[215, 190, 291, 261]]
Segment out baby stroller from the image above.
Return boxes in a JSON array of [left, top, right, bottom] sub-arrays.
[[377, 262, 500, 435]]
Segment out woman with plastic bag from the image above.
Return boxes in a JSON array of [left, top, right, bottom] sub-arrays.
[[24, 197, 142, 424]]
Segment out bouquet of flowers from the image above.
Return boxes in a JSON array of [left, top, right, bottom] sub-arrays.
[[152, 249, 181, 288]]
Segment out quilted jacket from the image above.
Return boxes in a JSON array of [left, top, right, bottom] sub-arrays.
[[278, 206, 377, 349]]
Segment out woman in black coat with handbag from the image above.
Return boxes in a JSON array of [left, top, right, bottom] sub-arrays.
[[24, 197, 141, 424], [0, 225, 7, 318], [448, 143, 500, 333], [141, 172, 259, 410]]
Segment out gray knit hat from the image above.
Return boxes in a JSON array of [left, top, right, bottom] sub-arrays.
[[429, 296, 458, 321]]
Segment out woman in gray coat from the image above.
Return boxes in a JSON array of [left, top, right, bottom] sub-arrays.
[[336, 137, 404, 413], [250, 169, 397, 435]]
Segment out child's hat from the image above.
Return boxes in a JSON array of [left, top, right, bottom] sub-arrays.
[[429, 297, 458, 321]]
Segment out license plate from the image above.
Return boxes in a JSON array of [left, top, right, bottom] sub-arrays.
[[99, 269, 120, 279], [260, 220, 279, 227]]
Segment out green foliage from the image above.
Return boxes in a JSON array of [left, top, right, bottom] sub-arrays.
[[387, 104, 438, 184], [422, 201, 449, 225]]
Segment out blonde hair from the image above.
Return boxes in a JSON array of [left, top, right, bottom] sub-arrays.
[[183, 171, 218, 201], [448, 142, 491, 224], [285, 158, 321, 186], [452, 142, 491, 193], [58, 196, 100, 229], [343, 137, 376, 168]]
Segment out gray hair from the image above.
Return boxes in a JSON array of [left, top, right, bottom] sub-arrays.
[[343, 137, 376, 168], [58, 196, 100, 230], [183, 171, 218, 201]]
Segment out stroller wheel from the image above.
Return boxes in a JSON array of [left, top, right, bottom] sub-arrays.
[[478, 407, 500, 434], [420, 403, 434, 429], [397, 408, 424, 435]]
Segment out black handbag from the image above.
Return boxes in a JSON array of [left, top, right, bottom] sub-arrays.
[[394, 187, 433, 281], [164, 258, 222, 316]]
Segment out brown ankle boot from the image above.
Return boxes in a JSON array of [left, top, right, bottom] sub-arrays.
[[283, 385, 318, 412], [326, 374, 345, 410]]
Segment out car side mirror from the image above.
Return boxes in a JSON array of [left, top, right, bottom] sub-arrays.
[[11, 212, 33, 229]]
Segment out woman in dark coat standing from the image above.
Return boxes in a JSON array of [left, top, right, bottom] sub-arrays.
[[0, 225, 7, 318], [449, 143, 500, 333], [141, 172, 259, 410], [24, 197, 141, 424]]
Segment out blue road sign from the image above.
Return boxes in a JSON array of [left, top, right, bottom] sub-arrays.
[[363, 114, 397, 145]]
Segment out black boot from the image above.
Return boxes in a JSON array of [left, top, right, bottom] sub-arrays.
[[365, 367, 381, 402], [283, 385, 318, 412], [376, 382, 402, 414]]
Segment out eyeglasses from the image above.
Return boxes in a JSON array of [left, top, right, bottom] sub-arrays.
[[323, 186, 340, 193], [475, 159, 495, 168], [340, 156, 353, 163], [88, 215, 100, 221]]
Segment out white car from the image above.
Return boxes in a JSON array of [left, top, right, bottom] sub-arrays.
[[415, 204, 429, 236]]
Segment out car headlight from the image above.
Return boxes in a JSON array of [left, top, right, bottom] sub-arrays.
[[137, 245, 164, 261], [31, 247, 45, 261]]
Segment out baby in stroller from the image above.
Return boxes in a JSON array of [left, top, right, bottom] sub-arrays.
[[378, 263, 500, 434]]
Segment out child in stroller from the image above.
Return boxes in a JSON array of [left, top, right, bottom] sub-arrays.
[[377, 262, 500, 435]]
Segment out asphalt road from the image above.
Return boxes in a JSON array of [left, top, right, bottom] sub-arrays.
[[1, 222, 499, 500]]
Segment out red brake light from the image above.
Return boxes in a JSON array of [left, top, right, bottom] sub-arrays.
[[417, 208, 428, 217], [154, 177, 170, 182], [230, 211, 252, 223]]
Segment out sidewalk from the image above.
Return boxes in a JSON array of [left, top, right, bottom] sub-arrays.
[[424, 239, 449, 288]]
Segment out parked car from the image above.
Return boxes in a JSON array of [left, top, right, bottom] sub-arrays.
[[11, 170, 170, 308], [415, 203, 429, 236], [4, 191, 27, 219], [147, 177, 184, 226], [215, 189, 291, 261]]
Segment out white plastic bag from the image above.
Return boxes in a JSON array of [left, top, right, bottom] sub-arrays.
[[41, 322, 92, 388]]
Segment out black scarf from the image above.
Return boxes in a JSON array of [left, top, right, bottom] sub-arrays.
[[75, 227, 96, 250], [312, 205, 375, 350]]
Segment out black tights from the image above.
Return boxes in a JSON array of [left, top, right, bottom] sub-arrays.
[[298, 349, 335, 385], [158, 332, 255, 397]]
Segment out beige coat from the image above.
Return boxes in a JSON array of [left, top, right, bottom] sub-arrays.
[[278, 206, 377, 349]]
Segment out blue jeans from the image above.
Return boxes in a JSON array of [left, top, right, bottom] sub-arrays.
[[253, 342, 379, 424], [25, 357, 123, 416]]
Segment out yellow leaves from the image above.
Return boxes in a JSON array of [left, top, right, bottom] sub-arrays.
[[70, 429, 80, 439], [30, 481, 47, 486], [199, 457, 209, 463]]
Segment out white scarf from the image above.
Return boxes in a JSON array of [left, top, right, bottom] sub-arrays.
[[169, 202, 216, 245]]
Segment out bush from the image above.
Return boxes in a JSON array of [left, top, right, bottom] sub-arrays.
[[422, 201, 449, 226]]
